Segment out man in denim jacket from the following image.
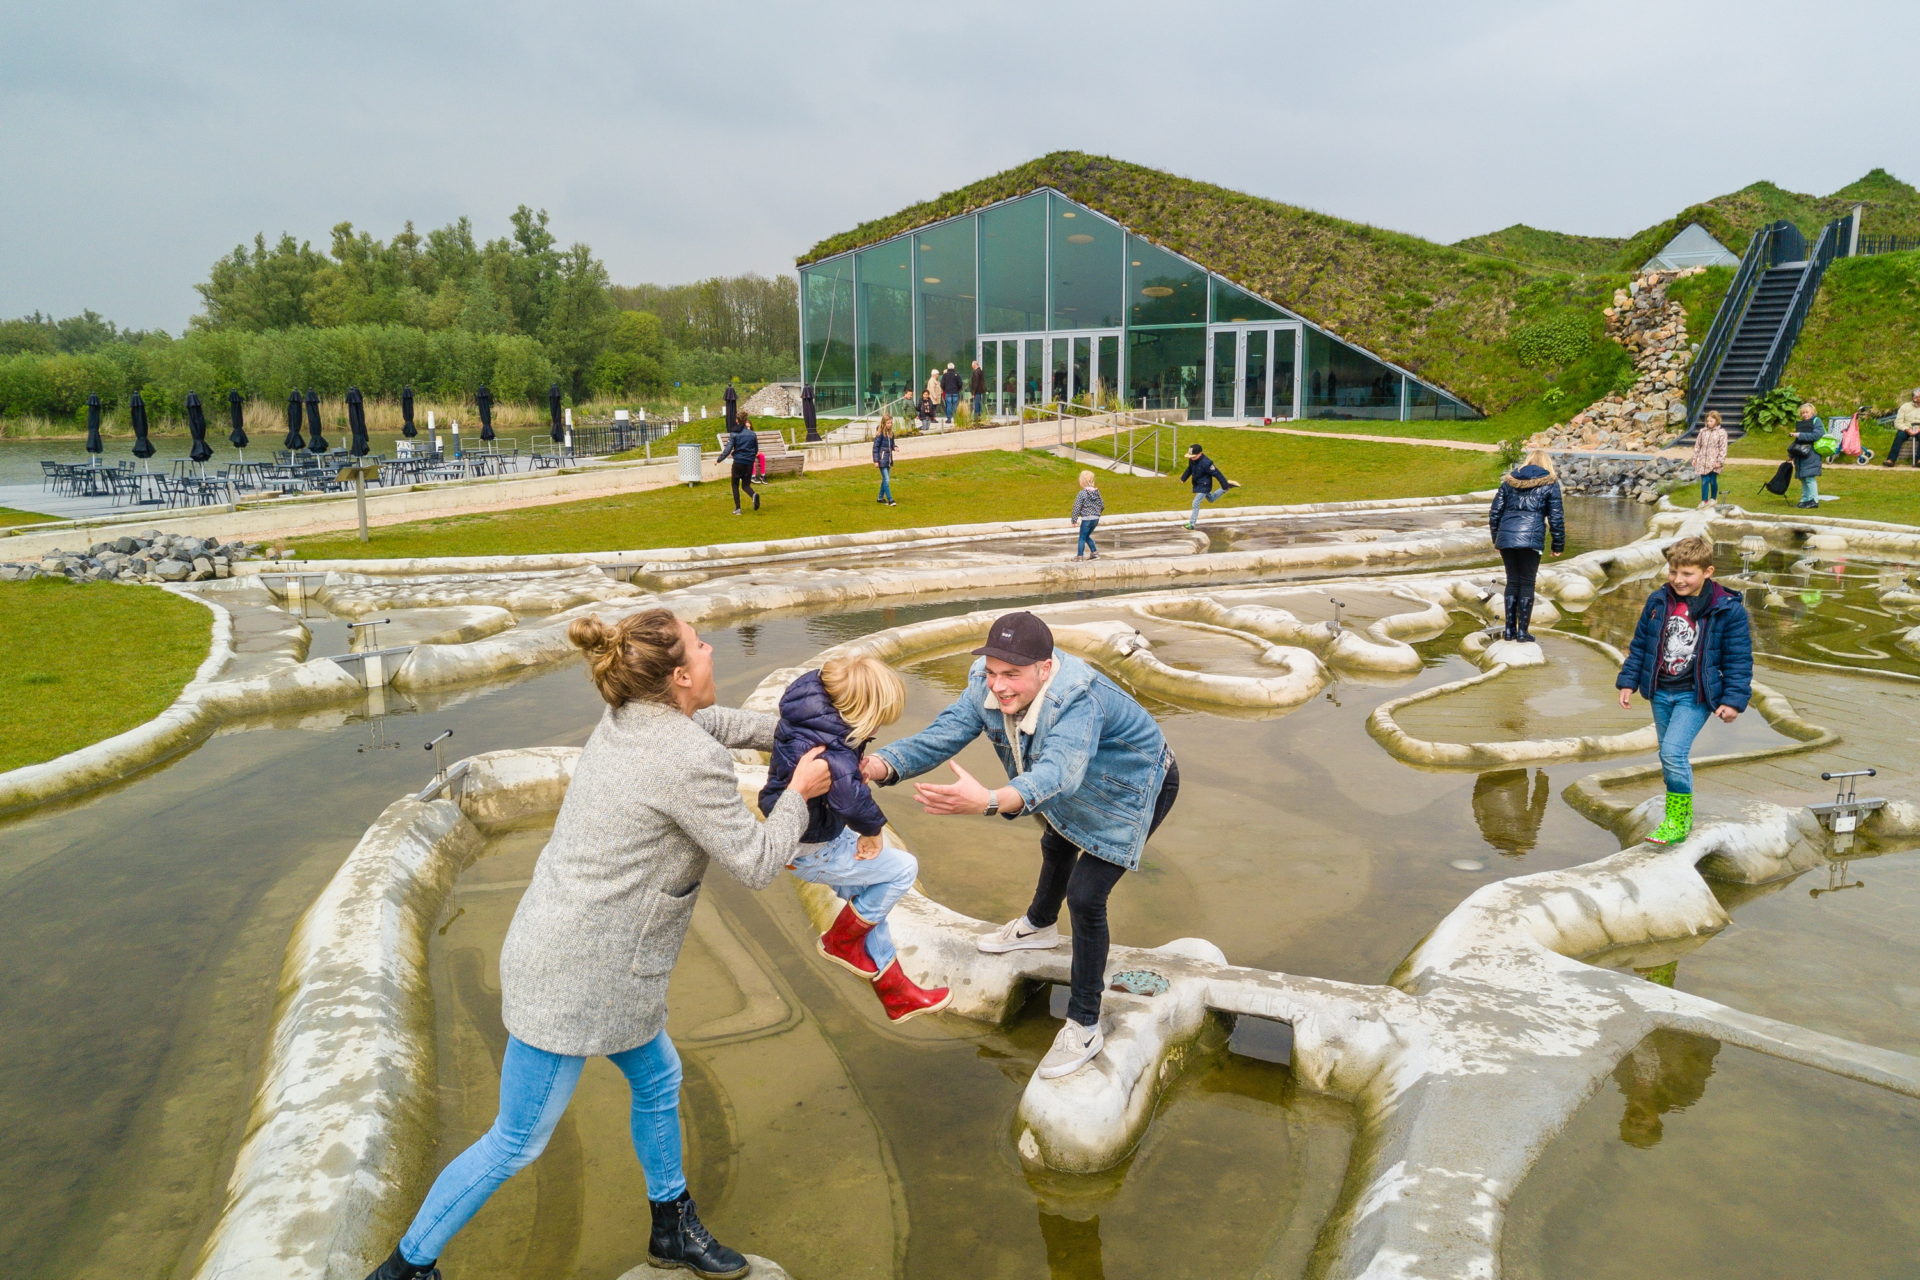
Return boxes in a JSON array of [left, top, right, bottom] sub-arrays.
[[862, 611, 1179, 1079]]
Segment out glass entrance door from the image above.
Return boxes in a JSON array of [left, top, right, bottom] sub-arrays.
[[980, 330, 1121, 416], [1207, 326, 1299, 419]]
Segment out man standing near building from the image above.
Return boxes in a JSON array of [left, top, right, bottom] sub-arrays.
[[717, 412, 760, 515], [862, 611, 1179, 1080], [1884, 386, 1920, 467], [969, 359, 987, 420], [940, 363, 963, 424]]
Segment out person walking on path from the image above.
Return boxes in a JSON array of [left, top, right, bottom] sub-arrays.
[[872, 414, 898, 505], [360, 609, 832, 1280], [1176, 442, 1236, 529], [759, 656, 951, 1022], [1691, 411, 1729, 507], [1614, 535, 1753, 847], [1486, 448, 1566, 643], [1885, 387, 1920, 467], [1071, 469, 1104, 560], [940, 363, 963, 423], [1790, 402, 1825, 508], [860, 611, 1179, 1081], [969, 360, 987, 419], [718, 411, 760, 515]]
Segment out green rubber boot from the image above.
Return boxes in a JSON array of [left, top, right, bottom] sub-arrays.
[[1646, 792, 1694, 845]]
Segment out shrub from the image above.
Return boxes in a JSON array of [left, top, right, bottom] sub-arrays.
[[1513, 314, 1593, 370], [1742, 385, 1802, 433]]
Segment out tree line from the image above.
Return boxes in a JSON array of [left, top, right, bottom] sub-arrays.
[[0, 210, 799, 424]]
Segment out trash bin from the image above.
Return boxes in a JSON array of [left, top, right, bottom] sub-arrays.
[[678, 442, 703, 486]]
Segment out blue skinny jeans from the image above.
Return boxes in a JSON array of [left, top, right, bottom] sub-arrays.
[[787, 827, 919, 968], [876, 465, 893, 502], [399, 1032, 685, 1265], [1188, 489, 1219, 525], [1699, 471, 1719, 502], [1077, 519, 1099, 557], [1651, 687, 1712, 795]]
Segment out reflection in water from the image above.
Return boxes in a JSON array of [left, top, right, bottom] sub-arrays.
[[1612, 1029, 1720, 1149], [1472, 769, 1550, 857], [1038, 1208, 1106, 1280]]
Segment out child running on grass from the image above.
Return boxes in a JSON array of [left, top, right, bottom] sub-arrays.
[[1071, 469, 1104, 560], [758, 655, 952, 1022], [1614, 535, 1753, 845]]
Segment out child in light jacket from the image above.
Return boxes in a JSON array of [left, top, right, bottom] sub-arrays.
[[1071, 469, 1104, 560], [1691, 410, 1728, 507]]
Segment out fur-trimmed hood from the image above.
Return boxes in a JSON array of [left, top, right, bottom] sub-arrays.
[[1504, 464, 1558, 490]]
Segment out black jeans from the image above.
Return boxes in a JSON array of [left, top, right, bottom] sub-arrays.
[[1025, 756, 1180, 1027], [1499, 546, 1541, 596], [729, 465, 757, 511], [1889, 432, 1919, 465]]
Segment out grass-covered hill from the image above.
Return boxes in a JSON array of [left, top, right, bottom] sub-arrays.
[[1458, 170, 1920, 274], [1780, 248, 1920, 413], [801, 152, 1629, 414]]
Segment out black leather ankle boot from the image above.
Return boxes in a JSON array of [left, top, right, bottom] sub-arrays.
[[648, 1192, 748, 1278], [363, 1246, 439, 1280], [1514, 594, 1538, 643]]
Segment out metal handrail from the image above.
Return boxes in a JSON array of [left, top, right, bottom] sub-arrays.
[[1685, 220, 1781, 432], [1754, 212, 1852, 396]]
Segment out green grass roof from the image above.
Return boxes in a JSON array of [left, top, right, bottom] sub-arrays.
[[799, 152, 1627, 413]]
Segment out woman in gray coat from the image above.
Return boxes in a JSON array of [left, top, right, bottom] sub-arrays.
[[364, 608, 831, 1280]]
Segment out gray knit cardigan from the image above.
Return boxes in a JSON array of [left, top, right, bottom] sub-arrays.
[[499, 700, 808, 1056]]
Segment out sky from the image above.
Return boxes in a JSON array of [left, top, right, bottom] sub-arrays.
[[3, 0, 1916, 332]]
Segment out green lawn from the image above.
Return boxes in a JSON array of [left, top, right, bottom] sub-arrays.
[[0, 579, 211, 773], [292, 435, 1499, 560], [0, 506, 57, 529], [1718, 459, 1920, 525]]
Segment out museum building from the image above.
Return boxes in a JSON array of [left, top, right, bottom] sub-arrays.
[[797, 188, 1480, 422]]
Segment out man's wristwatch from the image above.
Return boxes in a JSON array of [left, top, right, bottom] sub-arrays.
[[983, 792, 1000, 818]]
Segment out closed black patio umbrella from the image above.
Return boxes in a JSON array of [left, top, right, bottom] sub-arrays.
[[129, 392, 156, 461], [186, 392, 214, 464], [723, 383, 738, 431], [476, 385, 495, 443], [283, 390, 306, 451], [227, 390, 249, 450], [548, 382, 564, 443], [304, 389, 328, 454], [85, 394, 103, 463], [400, 386, 416, 438], [802, 383, 820, 442], [346, 386, 371, 457]]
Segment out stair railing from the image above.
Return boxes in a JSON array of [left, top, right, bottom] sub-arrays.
[[1754, 212, 1853, 396], [1685, 220, 1785, 432]]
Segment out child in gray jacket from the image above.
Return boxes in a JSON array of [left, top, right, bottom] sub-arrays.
[[1072, 470, 1104, 559]]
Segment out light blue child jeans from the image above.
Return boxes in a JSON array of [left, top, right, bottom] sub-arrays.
[[399, 1032, 685, 1264], [788, 828, 919, 969], [1650, 686, 1713, 794], [1188, 489, 1219, 525]]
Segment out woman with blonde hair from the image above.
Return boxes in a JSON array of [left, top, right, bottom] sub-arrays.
[[1486, 447, 1566, 642], [758, 654, 950, 1021], [361, 608, 831, 1280]]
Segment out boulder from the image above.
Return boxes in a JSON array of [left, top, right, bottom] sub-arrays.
[[155, 558, 193, 581]]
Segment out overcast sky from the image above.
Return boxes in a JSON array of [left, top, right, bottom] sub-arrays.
[[4, 0, 1915, 332]]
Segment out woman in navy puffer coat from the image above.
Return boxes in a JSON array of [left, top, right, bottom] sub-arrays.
[[1486, 448, 1566, 642]]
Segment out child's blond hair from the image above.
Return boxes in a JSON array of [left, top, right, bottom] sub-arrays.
[[1664, 534, 1715, 569], [1078, 469, 1097, 488], [820, 654, 906, 743]]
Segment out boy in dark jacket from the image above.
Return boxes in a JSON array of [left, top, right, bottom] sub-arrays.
[[759, 656, 950, 1021], [716, 413, 760, 515], [1177, 443, 1237, 528], [1614, 535, 1753, 845]]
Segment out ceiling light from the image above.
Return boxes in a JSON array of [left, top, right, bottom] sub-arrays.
[[1141, 286, 1174, 298], [923, 277, 941, 284], [1066, 233, 1095, 245], [1130, 260, 1143, 267], [1061, 210, 1076, 218]]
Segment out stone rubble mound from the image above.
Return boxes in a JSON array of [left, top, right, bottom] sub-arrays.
[[1547, 452, 1694, 504], [740, 382, 805, 417], [0, 531, 269, 584], [1534, 267, 1706, 454]]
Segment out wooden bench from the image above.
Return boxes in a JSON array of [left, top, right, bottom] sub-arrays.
[[713, 429, 806, 477]]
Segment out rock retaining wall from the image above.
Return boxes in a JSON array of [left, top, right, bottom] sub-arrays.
[[1, 531, 270, 583], [1534, 267, 1705, 453], [1549, 451, 1693, 503]]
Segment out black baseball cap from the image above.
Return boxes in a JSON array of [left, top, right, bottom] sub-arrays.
[[971, 611, 1054, 665]]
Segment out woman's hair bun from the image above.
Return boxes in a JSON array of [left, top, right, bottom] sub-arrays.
[[568, 615, 617, 657]]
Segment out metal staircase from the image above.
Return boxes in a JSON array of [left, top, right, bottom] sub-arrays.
[[1680, 212, 1854, 442]]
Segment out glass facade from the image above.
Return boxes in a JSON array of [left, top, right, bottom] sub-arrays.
[[798, 188, 1478, 421]]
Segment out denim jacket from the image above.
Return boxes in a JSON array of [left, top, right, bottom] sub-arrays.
[[872, 651, 1170, 869]]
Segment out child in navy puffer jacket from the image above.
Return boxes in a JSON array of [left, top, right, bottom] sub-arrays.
[[758, 656, 950, 1022]]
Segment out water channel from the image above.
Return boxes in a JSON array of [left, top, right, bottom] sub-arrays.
[[3, 498, 1917, 1278]]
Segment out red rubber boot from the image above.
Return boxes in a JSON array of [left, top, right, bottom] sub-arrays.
[[872, 959, 952, 1023], [817, 902, 880, 978]]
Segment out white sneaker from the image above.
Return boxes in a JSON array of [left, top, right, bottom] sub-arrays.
[[977, 915, 1062, 954], [1038, 1019, 1105, 1079]]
